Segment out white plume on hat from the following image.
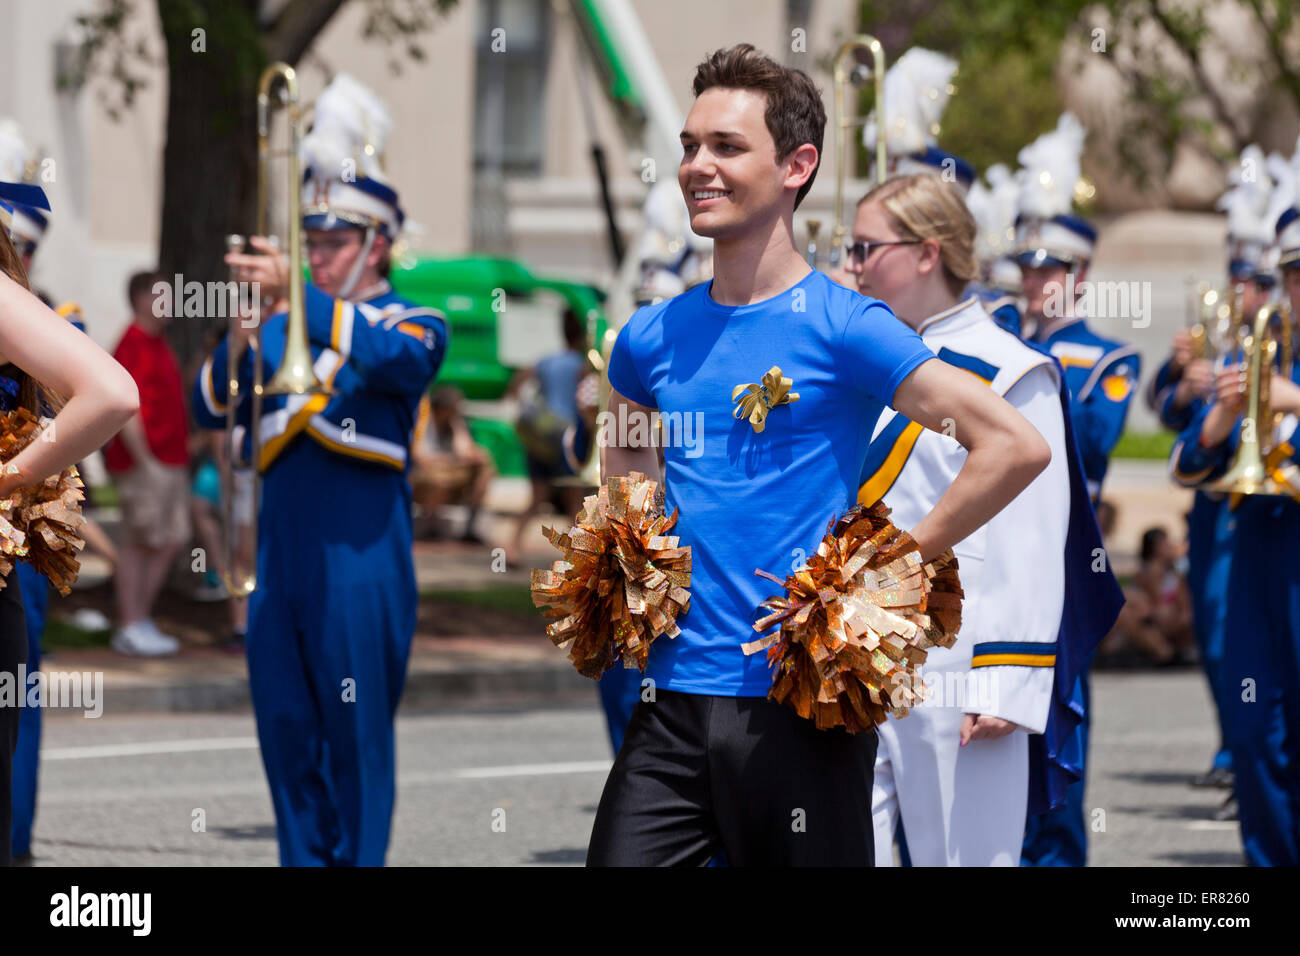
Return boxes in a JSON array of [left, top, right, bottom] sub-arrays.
[[0, 119, 37, 184], [1015, 112, 1086, 220], [1217, 144, 1274, 245], [300, 73, 393, 185], [967, 162, 1020, 265], [862, 47, 957, 157], [1264, 136, 1300, 237]]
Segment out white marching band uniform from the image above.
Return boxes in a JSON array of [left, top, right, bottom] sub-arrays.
[[865, 297, 1070, 865]]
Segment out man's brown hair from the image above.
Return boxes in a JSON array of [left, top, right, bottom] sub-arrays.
[[691, 44, 826, 210]]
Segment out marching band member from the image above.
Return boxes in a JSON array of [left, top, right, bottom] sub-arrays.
[[846, 173, 1120, 865], [192, 74, 448, 866], [0, 179, 139, 866], [1150, 147, 1277, 814], [1014, 112, 1140, 866], [1167, 180, 1300, 865]]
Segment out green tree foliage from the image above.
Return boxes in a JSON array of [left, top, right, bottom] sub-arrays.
[[857, 0, 1300, 184], [856, 0, 1090, 174]]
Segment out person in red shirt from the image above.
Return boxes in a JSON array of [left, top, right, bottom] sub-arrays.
[[103, 271, 191, 656]]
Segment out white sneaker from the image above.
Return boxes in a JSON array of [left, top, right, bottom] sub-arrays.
[[140, 618, 182, 646], [111, 621, 180, 657]]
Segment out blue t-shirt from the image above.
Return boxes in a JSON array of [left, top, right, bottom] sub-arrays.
[[607, 269, 934, 696]]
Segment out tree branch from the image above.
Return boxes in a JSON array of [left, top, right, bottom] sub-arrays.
[[1245, 0, 1300, 112], [1144, 0, 1247, 149]]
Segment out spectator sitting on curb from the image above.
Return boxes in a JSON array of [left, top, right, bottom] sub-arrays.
[[410, 385, 495, 545], [1103, 526, 1195, 666]]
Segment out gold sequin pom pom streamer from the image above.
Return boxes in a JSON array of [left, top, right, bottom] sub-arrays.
[[743, 501, 963, 732], [0, 408, 87, 596], [530, 472, 692, 679]]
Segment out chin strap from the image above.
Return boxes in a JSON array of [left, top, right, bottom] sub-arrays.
[[339, 225, 377, 300]]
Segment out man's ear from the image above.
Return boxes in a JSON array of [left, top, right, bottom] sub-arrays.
[[784, 143, 819, 194]]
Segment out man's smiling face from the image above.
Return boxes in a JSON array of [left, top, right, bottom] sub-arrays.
[[678, 87, 799, 240]]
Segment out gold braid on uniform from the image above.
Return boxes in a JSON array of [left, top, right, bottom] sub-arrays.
[[0, 408, 86, 595], [530, 472, 692, 678], [743, 501, 963, 732]]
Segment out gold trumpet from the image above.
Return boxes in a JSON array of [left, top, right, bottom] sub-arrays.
[[220, 62, 331, 597], [1204, 305, 1299, 497], [827, 35, 888, 268]]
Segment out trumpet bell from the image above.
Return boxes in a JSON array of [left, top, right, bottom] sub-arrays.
[[1203, 453, 1290, 496], [263, 332, 330, 396]]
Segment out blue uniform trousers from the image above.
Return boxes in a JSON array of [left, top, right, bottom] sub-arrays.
[[1022, 669, 1090, 866], [597, 667, 643, 754], [1187, 492, 1233, 772], [248, 439, 417, 866], [1216, 497, 1300, 865], [11, 562, 47, 858]]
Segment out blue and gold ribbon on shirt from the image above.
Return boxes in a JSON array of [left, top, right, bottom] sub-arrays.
[[731, 365, 799, 433]]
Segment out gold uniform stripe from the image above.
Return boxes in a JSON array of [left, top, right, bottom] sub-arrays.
[[305, 428, 405, 471], [330, 299, 344, 352], [858, 420, 924, 507], [257, 361, 343, 471], [971, 653, 1057, 668]]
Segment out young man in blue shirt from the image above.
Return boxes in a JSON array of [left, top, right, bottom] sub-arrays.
[[589, 44, 1052, 866]]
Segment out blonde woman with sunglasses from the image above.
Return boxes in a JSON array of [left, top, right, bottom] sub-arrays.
[[843, 173, 1122, 866]]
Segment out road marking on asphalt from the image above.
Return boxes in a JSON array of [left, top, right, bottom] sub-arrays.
[[42, 739, 611, 783], [454, 760, 612, 779], [44, 738, 261, 761]]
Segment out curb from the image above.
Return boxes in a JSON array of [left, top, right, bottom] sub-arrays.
[[73, 659, 593, 715]]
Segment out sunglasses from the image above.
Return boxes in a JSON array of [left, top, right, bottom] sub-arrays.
[[844, 239, 922, 264]]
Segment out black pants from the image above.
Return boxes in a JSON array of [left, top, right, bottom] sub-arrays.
[[0, 570, 26, 867], [587, 688, 877, 866]]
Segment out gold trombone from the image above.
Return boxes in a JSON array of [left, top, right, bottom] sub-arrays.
[[1204, 304, 1299, 497], [220, 62, 331, 597], [805, 36, 888, 269]]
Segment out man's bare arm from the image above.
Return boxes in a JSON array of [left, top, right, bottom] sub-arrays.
[[889, 359, 1052, 562], [602, 388, 660, 483]]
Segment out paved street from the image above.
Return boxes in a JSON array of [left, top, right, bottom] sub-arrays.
[[21, 668, 1242, 866]]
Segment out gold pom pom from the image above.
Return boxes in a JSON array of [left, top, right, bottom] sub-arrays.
[[0, 408, 86, 596], [530, 472, 692, 679], [744, 501, 963, 732]]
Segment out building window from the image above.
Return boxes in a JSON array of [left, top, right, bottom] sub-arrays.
[[473, 0, 550, 178]]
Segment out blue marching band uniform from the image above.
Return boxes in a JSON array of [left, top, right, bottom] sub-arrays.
[[192, 76, 447, 865], [1165, 166, 1300, 866], [1146, 153, 1279, 808], [1, 121, 89, 861]]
